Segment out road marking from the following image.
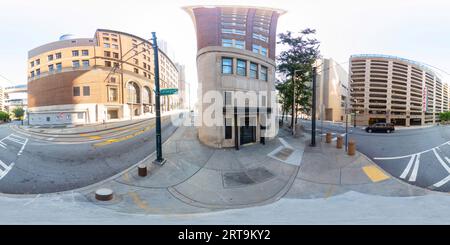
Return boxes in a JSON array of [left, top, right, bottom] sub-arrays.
[[400, 154, 416, 179], [432, 148, 450, 173], [0, 161, 14, 180], [409, 154, 420, 182], [374, 140, 450, 160], [0, 141, 6, 149], [18, 138, 28, 156], [433, 175, 450, 188], [93, 125, 154, 147], [128, 192, 151, 212], [362, 165, 390, 182]]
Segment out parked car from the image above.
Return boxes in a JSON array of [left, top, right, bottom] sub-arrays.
[[365, 123, 395, 133]]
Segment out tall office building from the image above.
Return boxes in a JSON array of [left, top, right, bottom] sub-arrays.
[[350, 54, 448, 126], [184, 5, 285, 149]]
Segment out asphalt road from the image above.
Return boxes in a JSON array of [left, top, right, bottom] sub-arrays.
[[300, 119, 450, 192], [0, 113, 183, 194]]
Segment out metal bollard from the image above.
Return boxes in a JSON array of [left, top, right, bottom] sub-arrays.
[[95, 188, 114, 201], [348, 140, 356, 156], [336, 136, 343, 149], [138, 164, 147, 177], [326, 133, 332, 143]]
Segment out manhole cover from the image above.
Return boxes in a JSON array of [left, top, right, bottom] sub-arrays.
[[274, 147, 294, 160]]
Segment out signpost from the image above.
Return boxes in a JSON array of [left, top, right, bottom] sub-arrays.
[[159, 88, 178, 96]]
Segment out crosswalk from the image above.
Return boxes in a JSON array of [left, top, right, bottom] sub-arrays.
[[0, 160, 14, 180], [0, 134, 29, 156]]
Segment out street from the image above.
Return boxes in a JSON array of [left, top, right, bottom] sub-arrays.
[[300, 119, 450, 192], [0, 114, 182, 194]]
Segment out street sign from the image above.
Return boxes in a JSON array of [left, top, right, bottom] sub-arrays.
[[158, 88, 178, 96]]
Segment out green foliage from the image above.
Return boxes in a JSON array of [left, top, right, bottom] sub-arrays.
[[276, 28, 321, 123], [439, 111, 450, 123], [0, 111, 9, 122], [12, 107, 25, 120]]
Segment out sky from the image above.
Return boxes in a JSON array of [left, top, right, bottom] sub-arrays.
[[2, 0, 450, 104]]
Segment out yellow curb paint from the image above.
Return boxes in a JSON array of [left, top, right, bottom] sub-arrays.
[[325, 186, 335, 199], [128, 191, 151, 212], [92, 124, 155, 147], [88, 136, 102, 140], [362, 165, 390, 182], [122, 172, 130, 182]]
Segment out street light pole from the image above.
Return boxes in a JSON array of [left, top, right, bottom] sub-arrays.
[[311, 67, 317, 147], [152, 32, 165, 165]]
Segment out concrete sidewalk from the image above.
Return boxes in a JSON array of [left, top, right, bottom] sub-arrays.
[[15, 109, 187, 135]]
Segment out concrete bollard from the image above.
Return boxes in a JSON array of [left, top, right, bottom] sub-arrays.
[[95, 188, 114, 201], [325, 133, 332, 143], [336, 136, 343, 149], [138, 164, 147, 177], [348, 140, 356, 156]]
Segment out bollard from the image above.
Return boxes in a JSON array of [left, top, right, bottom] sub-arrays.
[[95, 188, 114, 201], [348, 140, 356, 156], [325, 133, 332, 143], [138, 164, 147, 177], [336, 136, 343, 149]]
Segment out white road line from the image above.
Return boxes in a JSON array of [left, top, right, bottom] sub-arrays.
[[0, 142, 6, 149], [0, 161, 14, 180], [409, 154, 420, 182], [18, 138, 28, 156], [445, 157, 450, 165], [375, 140, 450, 160], [5, 136, 25, 144], [400, 154, 416, 179], [0, 160, 8, 170], [432, 148, 450, 174], [433, 175, 450, 188]]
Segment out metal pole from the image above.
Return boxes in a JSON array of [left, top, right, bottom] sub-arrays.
[[152, 32, 165, 165], [292, 73, 296, 136], [345, 104, 348, 152], [311, 67, 317, 147]]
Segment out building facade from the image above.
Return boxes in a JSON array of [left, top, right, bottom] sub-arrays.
[[175, 63, 187, 109], [350, 54, 448, 126], [0, 86, 4, 112], [27, 29, 180, 125], [184, 5, 285, 149], [3, 84, 28, 113], [315, 58, 349, 122]]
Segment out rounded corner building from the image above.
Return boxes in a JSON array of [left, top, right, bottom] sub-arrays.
[[183, 5, 286, 149], [350, 54, 449, 127]]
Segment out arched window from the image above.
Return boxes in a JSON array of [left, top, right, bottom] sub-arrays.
[[143, 86, 151, 104], [127, 82, 140, 103]]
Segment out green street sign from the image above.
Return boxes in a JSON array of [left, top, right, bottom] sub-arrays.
[[158, 88, 178, 96]]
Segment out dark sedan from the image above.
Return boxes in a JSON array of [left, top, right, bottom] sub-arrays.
[[365, 123, 395, 133]]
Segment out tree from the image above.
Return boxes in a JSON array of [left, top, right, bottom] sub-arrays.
[[277, 29, 321, 128], [0, 111, 9, 122], [12, 107, 25, 120]]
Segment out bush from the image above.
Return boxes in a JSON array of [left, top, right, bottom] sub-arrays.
[[439, 111, 450, 123], [0, 111, 9, 122]]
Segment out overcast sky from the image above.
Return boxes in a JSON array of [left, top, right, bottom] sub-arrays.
[[2, 0, 450, 103]]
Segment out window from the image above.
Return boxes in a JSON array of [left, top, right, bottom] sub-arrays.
[[72, 60, 80, 68], [252, 44, 268, 56], [222, 57, 233, 74], [36, 68, 40, 76], [82, 50, 89, 56], [260, 66, 268, 81], [134, 68, 139, 74], [104, 43, 110, 48], [113, 52, 119, 59], [143, 63, 147, 69], [237, 59, 246, 76], [73, 87, 80, 96], [82, 60, 89, 67], [72, 50, 79, 57], [222, 39, 245, 49], [105, 61, 111, 67], [112, 44, 119, 49], [30, 71, 34, 77], [83, 86, 90, 96], [108, 87, 118, 102], [143, 72, 147, 78], [222, 28, 246, 35], [250, 62, 258, 79], [48, 54, 54, 61], [110, 77, 117, 83], [112, 38, 118, 42], [55, 53, 62, 59], [103, 37, 110, 42], [225, 118, 232, 139], [253, 33, 268, 42], [261, 47, 268, 56], [111, 33, 117, 37], [48, 64, 54, 72], [104, 51, 111, 57], [36, 59, 40, 65], [77, 113, 84, 119], [133, 58, 138, 65], [30, 61, 34, 67], [261, 95, 266, 107], [56, 63, 62, 71], [113, 62, 119, 68], [224, 91, 232, 106], [103, 33, 109, 36]]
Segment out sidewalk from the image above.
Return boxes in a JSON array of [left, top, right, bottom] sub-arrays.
[[16, 109, 186, 135]]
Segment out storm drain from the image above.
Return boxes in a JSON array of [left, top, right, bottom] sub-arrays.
[[222, 167, 275, 188]]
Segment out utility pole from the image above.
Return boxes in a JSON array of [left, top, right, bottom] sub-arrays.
[[152, 32, 165, 165], [292, 71, 296, 136], [311, 67, 317, 147]]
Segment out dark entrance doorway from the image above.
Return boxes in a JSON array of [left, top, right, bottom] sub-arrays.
[[240, 117, 256, 145]]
